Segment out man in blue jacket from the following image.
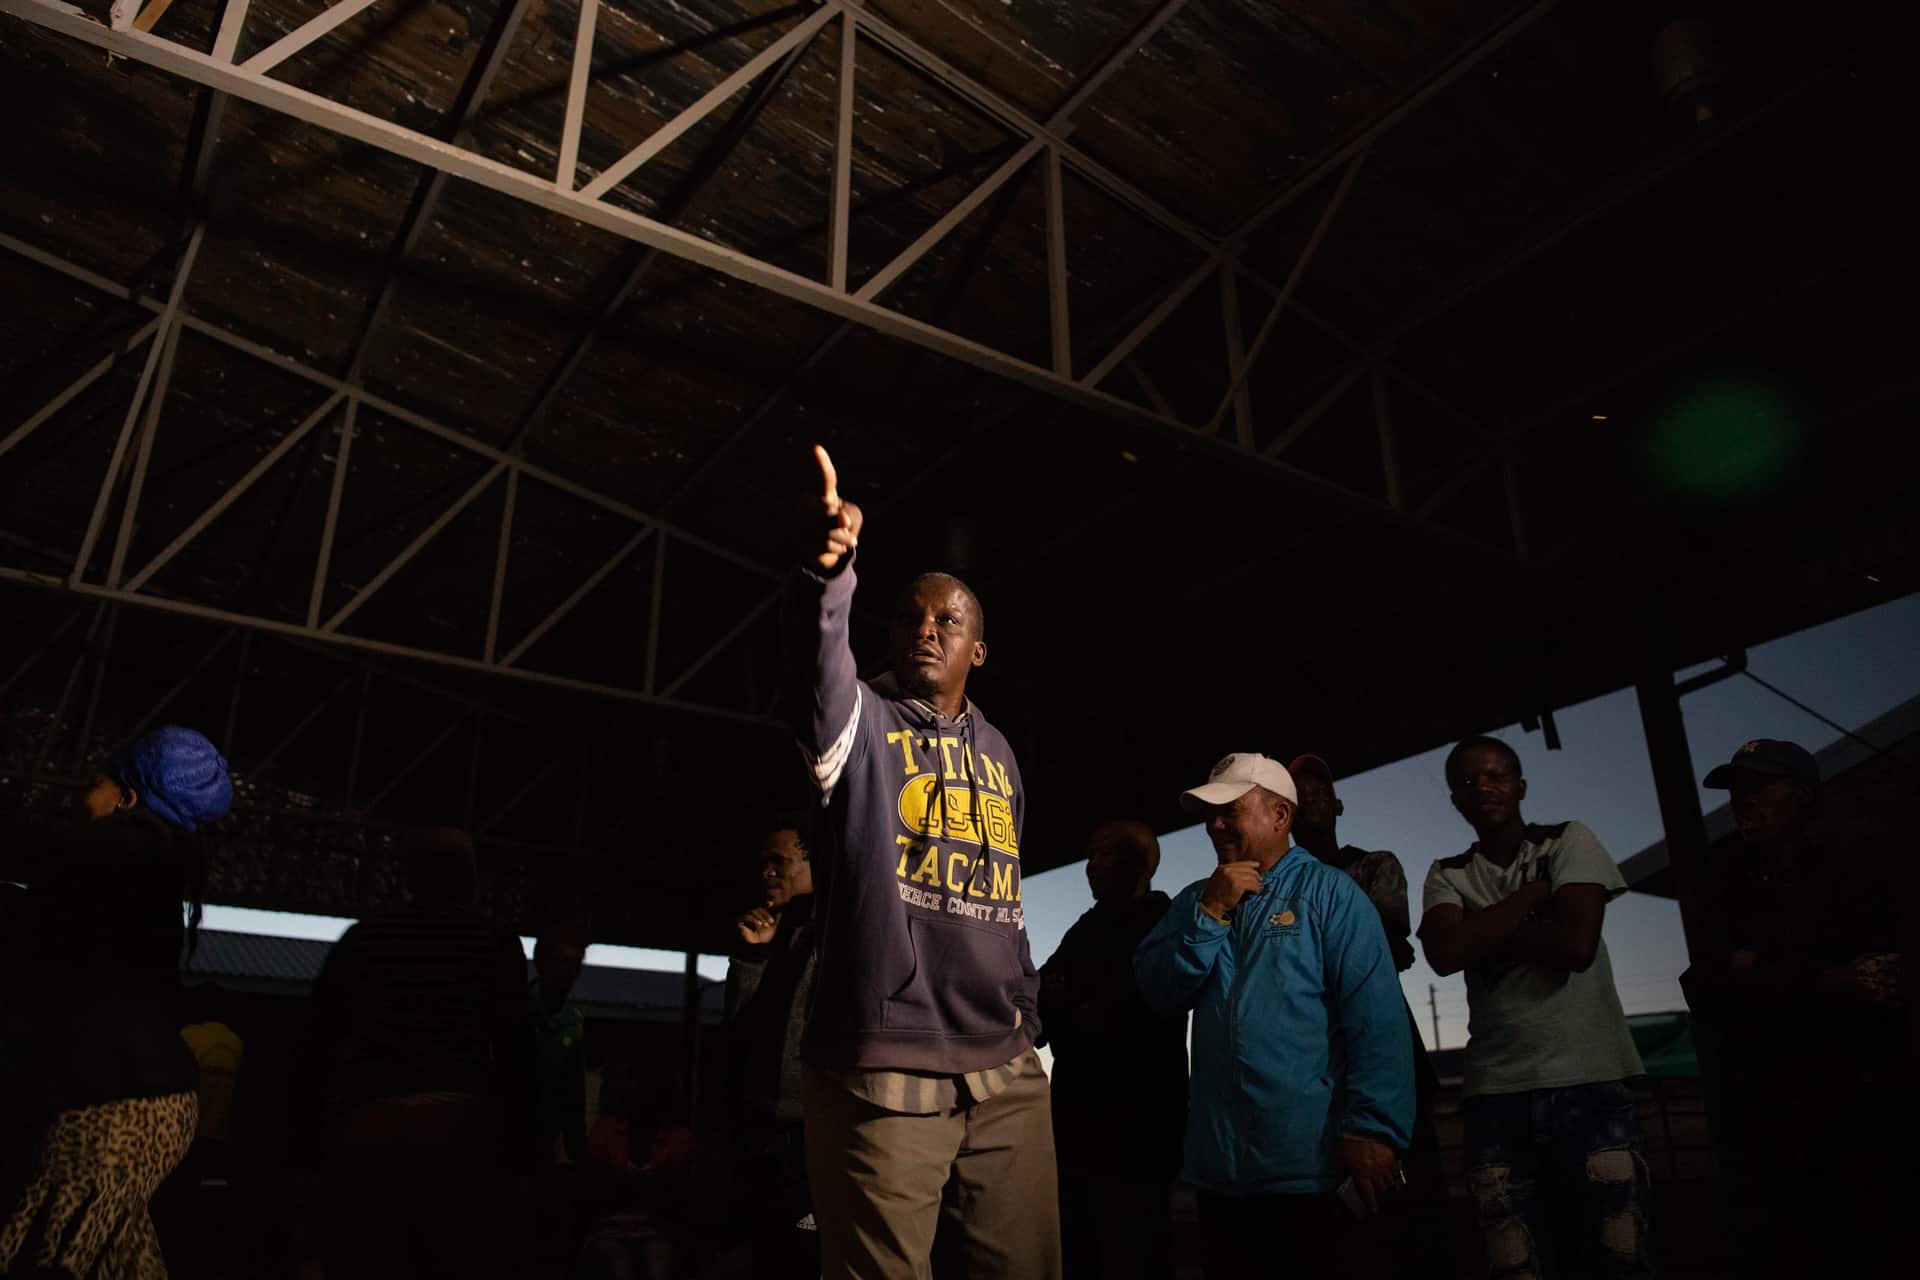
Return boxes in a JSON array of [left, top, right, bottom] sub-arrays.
[[1136, 753, 1412, 1278], [791, 446, 1056, 1280]]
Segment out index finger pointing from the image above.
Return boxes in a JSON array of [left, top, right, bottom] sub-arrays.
[[813, 444, 839, 502]]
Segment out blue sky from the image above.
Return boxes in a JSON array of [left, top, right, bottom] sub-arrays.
[[1021, 590, 1920, 1050]]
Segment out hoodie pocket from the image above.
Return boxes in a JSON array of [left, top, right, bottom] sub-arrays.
[[882, 915, 1018, 1036]]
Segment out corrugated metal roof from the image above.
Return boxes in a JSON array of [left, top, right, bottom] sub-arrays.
[[185, 930, 725, 1021]]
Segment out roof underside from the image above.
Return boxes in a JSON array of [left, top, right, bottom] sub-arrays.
[[2, 0, 1916, 949]]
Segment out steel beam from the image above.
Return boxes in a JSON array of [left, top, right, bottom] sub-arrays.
[[1372, 368, 1402, 511], [1204, 152, 1366, 434], [578, 5, 835, 201], [483, 465, 517, 663], [1503, 458, 1529, 560], [1264, 365, 1363, 460], [829, 13, 855, 292], [360, 712, 462, 814], [1082, 255, 1215, 389], [477, 752, 564, 836], [659, 587, 781, 700], [307, 395, 357, 627], [1280, 14, 1891, 427], [209, 0, 246, 60], [1043, 0, 1188, 131], [0, 0, 1554, 582], [1223, 0, 1562, 250], [0, 232, 779, 580], [31, 602, 108, 777], [0, 605, 85, 702], [1, 319, 162, 461], [1217, 267, 1252, 446], [72, 224, 202, 589], [854, 137, 1048, 303], [0, 567, 779, 727], [643, 533, 667, 695], [556, 0, 598, 191], [1044, 143, 1071, 377], [500, 528, 650, 668], [242, 0, 381, 76], [250, 667, 358, 779], [322, 462, 503, 633], [124, 391, 346, 593], [105, 316, 184, 587], [113, 627, 241, 749]]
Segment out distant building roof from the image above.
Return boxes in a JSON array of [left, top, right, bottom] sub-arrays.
[[1621, 694, 1920, 897], [185, 929, 726, 1023]]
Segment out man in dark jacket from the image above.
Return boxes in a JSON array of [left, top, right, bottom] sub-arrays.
[[1039, 820, 1186, 1280], [1682, 738, 1910, 1277], [791, 445, 1057, 1280], [727, 821, 820, 1280]]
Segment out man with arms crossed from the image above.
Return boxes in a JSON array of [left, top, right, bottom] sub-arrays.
[[1420, 736, 1652, 1279], [792, 446, 1056, 1280]]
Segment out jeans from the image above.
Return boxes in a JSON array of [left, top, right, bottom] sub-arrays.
[[1463, 1080, 1654, 1280]]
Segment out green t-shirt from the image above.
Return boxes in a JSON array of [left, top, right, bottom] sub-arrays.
[[1421, 820, 1644, 1098]]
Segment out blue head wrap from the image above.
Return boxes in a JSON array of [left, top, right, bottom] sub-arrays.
[[106, 726, 233, 833]]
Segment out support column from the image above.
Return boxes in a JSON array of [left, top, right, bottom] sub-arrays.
[[1632, 639, 1708, 958], [681, 941, 703, 1127]]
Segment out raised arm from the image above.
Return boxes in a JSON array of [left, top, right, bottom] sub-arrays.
[[789, 445, 869, 794]]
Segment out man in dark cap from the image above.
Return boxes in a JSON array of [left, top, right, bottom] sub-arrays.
[[1682, 738, 1909, 1276]]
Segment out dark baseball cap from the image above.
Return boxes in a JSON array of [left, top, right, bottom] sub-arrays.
[[1287, 754, 1334, 785], [1702, 738, 1818, 789]]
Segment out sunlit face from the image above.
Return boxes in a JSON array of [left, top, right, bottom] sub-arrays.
[[1202, 788, 1293, 864], [760, 828, 813, 909], [888, 578, 984, 703]]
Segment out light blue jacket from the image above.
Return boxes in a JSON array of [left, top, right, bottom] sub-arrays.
[[1135, 847, 1413, 1195]]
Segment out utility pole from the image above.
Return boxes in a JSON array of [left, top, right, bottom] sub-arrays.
[[1429, 983, 1442, 1051]]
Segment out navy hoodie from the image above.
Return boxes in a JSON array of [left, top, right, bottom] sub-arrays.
[[793, 557, 1039, 1074]]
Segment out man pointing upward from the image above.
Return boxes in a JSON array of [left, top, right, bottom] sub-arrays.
[[792, 446, 1059, 1280]]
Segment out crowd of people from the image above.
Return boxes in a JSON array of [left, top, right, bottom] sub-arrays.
[[0, 444, 1907, 1279]]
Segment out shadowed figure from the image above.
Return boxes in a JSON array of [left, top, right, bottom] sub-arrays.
[[289, 826, 534, 1280], [1038, 820, 1187, 1280], [1, 725, 232, 1280]]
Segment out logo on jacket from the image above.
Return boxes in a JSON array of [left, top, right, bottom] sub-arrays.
[[896, 774, 1019, 856], [1269, 910, 1296, 928]]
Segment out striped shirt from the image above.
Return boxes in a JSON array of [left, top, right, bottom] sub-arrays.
[[832, 1049, 1039, 1115], [307, 906, 530, 1106]]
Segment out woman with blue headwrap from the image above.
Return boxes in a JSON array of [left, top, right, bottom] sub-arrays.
[[1, 725, 232, 1279]]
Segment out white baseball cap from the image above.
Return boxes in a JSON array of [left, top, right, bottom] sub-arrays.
[[1179, 753, 1298, 812]]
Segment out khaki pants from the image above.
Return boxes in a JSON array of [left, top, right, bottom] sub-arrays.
[[803, 1053, 1061, 1280]]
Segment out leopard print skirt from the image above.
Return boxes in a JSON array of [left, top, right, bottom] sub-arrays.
[[0, 1090, 198, 1279]]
